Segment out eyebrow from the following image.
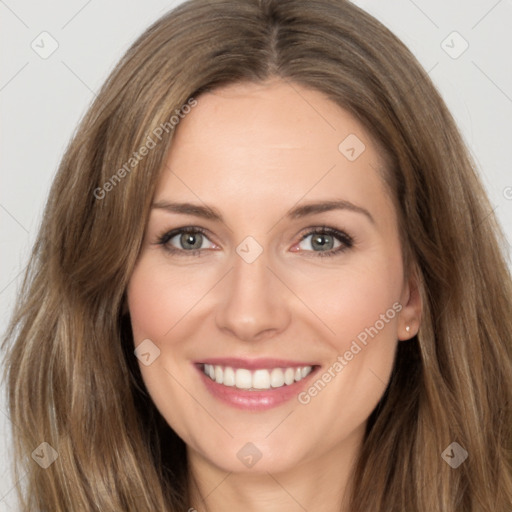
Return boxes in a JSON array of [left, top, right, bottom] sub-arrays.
[[151, 199, 375, 225]]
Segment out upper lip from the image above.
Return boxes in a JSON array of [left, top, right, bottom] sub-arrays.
[[196, 357, 319, 370]]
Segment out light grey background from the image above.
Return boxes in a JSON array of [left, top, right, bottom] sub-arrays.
[[1, 0, 511, 509]]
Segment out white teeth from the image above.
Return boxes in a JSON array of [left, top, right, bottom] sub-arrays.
[[252, 369, 270, 389], [202, 364, 314, 390], [284, 367, 295, 385], [301, 366, 312, 378], [223, 366, 235, 386], [235, 369, 252, 389], [270, 368, 285, 388], [214, 365, 223, 384], [205, 364, 215, 379]]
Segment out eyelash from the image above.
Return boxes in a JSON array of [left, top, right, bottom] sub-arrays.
[[155, 226, 355, 258]]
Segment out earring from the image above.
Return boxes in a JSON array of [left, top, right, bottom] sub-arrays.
[[405, 325, 411, 333]]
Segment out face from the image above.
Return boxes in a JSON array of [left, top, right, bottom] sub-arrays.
[[127, 79, 420, 475]]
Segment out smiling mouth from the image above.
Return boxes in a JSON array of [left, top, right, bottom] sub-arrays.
[[200, 363, 315, 391]]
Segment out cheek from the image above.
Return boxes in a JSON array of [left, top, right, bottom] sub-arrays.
[[127, 258, 210, 343], [292, 250, 403, 418], [126, 259, 205, 441], [294, 253, 403, 422], [334, 271, 400, 343], [126, 265, 161, 342], [295, 251, 404, 350]]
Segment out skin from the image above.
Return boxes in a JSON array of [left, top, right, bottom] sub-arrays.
[[127, 79, 422, 512]]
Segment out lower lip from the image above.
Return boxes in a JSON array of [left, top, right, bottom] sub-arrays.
[[196, 365, 319, 411]]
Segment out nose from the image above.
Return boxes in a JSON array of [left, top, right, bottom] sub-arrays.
[[215, 246, 291, 342]]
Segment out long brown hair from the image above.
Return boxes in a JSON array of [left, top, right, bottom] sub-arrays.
[[3, 0, 512, 510]]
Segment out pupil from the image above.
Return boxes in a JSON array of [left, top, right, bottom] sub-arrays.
[[313, 234, 333, 250], [182, 233, 201, 250]]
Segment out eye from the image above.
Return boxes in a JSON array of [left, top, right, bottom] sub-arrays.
[[155, 225, 354, 258], [294, 227, 354, 257], [156, 226, 215, 256]]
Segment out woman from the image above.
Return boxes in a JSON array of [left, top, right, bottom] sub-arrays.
[[3, 0, 512, 510]]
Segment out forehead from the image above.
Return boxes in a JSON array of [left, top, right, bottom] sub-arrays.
[[155, 80, 393, 226], [168, 80, 373, 163]]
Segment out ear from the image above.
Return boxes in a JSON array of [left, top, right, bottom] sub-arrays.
[[397, 264, 422, 341]]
